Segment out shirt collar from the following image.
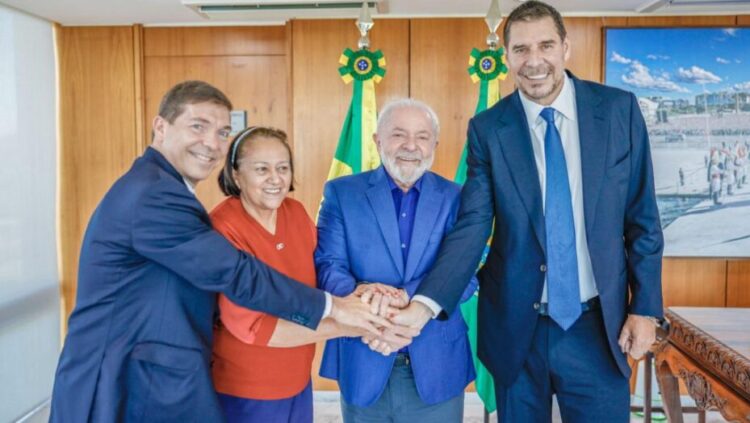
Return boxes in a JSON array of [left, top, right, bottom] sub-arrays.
[[183, 178, 196, 195], [384, 168, 423, 194], [518, 72, 577, 129]]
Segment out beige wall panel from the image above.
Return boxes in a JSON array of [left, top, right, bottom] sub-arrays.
[[58, 26, 138, 320], [291, 19, 409, 217], [727, 261, 750, 307], [662, 258, 726, 308], [143, 55, 289, 211], [144, 26, 286, 57]]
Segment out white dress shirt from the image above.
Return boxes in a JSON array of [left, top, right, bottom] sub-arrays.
[[518, 74, 598, 303]]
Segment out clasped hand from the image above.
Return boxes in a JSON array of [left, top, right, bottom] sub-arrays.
[[353, 283, 432, 356]]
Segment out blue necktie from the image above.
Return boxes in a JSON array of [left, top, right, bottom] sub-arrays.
[[540, 107, 581, 330]]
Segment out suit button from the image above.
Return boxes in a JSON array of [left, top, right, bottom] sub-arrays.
[[533, 302, 540, 310], [540, 264, 547, 272]]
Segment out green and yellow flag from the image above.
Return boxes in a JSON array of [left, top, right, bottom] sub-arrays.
[[458, 46, 507, 414], [327, 48, 386, 180]]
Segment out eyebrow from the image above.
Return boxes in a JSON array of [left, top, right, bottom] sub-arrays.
[[246, 160, 291, 164], [511, 39, 557, 49], [188, 117, 231, 131]]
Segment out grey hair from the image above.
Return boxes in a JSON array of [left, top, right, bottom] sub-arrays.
[[376, 98, 440, 139]]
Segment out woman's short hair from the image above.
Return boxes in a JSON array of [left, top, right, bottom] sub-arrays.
[[218, 126, 295, 197]]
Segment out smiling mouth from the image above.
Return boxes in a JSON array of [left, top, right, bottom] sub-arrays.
[[263, 188, 282, 194], [525, 73, 549, 81], [190, 151, 215, 163]]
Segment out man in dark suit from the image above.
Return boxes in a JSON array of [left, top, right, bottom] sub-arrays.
[[380, 2, 664, 421], [50, 81, 395, 422]]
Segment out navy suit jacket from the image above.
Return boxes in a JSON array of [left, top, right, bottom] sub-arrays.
[[50, 147, 325, 422], [415, 73, 664, 387], [316, 167, 477, 406]]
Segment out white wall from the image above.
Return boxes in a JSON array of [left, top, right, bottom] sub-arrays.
[[0, 4, 60, 422]]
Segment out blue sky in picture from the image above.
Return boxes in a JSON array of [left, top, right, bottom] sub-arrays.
[[604, 28, 750, 100]]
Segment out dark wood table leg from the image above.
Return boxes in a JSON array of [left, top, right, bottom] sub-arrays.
[[655, 360, 685, 423]]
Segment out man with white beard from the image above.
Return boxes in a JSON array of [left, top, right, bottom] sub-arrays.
[[315, 99, 477, 423]]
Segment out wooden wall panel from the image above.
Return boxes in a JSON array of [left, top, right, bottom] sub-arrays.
[[739, 15, 750, 25], [144, 27, 291, 210], [291, 19, 409, 217], [144, 26, 286, 57], [58, 26, 139, 321], [727, 261, 750, 307], [661, 258, 727, 308], [410, 18, 502, 180]]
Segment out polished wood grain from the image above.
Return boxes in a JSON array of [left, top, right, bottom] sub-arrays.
[[661, 259, 727, 308], [133, 24, 147, 152], [410, 18, 499, 181], [57, 26, 139, 323], [728, 261, 750, 307], [739, 16, 750, 26], [291, 19, 409, 217], [144, 26, 286, 57]]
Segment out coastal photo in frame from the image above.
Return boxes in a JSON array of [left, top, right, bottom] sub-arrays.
[[604, 27, 750, 257]]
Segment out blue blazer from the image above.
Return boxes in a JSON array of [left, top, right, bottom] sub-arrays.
[[416, 73, 664, 387], [50, 147, 325, 422], [316, 167, 477, 407]]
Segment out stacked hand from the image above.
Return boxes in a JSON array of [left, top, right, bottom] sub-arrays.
[[354, 283, 432, 356]]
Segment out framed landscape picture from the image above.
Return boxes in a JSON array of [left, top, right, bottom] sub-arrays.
[[605, 27, 750, 257]]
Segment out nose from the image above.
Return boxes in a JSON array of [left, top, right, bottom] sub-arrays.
[[202, 131, 222, 151], [525, 47, 544, 66], [402, 135, 418, 151], [267, 168, 281, 184]]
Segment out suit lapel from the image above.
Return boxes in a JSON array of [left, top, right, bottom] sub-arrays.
[[365, 168, 405, 278], [573, 76, 607, 237], [496, 93, 546, 253], [404, 173, 441, 282]]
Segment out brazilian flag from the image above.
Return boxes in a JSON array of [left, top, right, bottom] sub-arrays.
[[458, 46, 507, 414], [327, 48, 386, 180]]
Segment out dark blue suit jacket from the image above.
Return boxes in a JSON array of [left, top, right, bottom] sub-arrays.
[[416, 74, 664, 387], [50, 147, 325, 422], [316, 167, 476, 406]]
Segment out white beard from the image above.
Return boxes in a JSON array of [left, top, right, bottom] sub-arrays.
[[380, 150, 434, 187]]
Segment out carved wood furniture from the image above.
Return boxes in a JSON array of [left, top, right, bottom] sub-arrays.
[[654, 307, 750, 423]]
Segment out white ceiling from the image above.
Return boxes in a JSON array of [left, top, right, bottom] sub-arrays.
[[2, 0, 749, 26]]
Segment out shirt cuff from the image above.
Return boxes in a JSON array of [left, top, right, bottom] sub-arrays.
[[322, 292, 332, 318], [411, 295, 441, 318]]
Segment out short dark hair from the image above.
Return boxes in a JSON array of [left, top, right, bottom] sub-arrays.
[[157, 80, 233, 124], [218, 126, 296, 197], [503, 0, 567, 47]]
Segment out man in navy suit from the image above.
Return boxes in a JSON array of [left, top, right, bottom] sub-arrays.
[[316, 99, 477, 422], [50, 81, 396, 422], [380, 2, 665, 422]]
